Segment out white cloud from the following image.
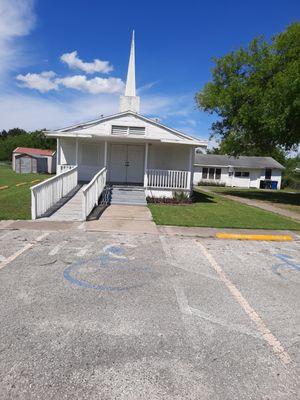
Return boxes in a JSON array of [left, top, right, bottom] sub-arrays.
[[0, 0, 36, 82], [57, 75, 124, 94], [16, 71, 58, 92], [61, 51, 113, 74], [15, 71, 124, 94]]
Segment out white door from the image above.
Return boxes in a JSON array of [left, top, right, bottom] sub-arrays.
[[109, 144, 127, 183], [127, 145, 144, 183], [109, 144, 144, 184]]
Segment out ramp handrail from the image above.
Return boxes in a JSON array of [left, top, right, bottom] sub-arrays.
[[31, 166, 78, 219], [82, 167, 107, 220]]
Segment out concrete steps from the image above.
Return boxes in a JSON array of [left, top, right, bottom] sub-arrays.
[[110, 186, 147, 206]]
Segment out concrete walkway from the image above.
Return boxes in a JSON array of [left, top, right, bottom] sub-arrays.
[[200, 187, 300, 222], [85, 205, 158, 234]]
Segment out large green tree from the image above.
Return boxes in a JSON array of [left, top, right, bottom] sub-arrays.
[[196, 23, 300, 156]]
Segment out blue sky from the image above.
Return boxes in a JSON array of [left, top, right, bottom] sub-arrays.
[[0, 0, 299, 143]]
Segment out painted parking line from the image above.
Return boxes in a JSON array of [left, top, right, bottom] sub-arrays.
[[196, 240, 292, 365], [0, 233, 49, 271], [216, 233, 293, 241]]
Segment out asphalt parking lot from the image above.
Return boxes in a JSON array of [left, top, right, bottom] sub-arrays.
[[0, 228, 299, 399]]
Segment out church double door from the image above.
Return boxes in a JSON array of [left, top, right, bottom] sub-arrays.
[[109, 144, 144, 184]]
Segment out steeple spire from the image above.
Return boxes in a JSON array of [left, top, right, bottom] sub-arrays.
[[119, 30, 140, 113], [125, 30, 136, 97]]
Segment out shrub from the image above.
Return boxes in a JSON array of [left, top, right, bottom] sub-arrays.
[[197, 180, 226, 187], [147, 192, 192, 204]]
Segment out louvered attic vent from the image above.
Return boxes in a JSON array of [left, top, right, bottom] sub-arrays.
[[128, 126, 145, 135], [111, 125, 145, 135]]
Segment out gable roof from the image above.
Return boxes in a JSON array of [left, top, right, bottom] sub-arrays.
[[13, 147, 55, 157], [194, 154, 285, 170], [45, 111, 207, 146]]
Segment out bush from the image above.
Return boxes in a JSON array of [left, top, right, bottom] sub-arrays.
[[147, 191, 192, 204], [281, 175, 300, 190], [197, 180, 226, 187]]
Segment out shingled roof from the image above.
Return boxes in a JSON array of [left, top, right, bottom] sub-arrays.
[[194, 154, 284, 170]]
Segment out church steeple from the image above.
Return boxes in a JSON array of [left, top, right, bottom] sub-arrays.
[[119, 31, 140, 113]]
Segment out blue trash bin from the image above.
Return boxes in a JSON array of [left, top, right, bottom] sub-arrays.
[[271, 181, 278, 190]]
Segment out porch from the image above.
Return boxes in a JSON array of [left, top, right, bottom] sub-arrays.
[[31, 139, 194, 220]]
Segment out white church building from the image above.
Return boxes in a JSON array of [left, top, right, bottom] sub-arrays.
[[31, 33, 207, 220]]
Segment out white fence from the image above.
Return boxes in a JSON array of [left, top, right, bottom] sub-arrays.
[[31, 166, 78, 219], [146, 169, 191, 190], [82, 167, 107, 220]]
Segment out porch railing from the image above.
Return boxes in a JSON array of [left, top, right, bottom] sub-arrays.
[[82, 167, 107, 220], [146, 169, 191, 190], [31, 166, 78, 219], [57, 164, 76, 174]]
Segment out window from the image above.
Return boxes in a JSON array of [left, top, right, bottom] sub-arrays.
[[202, 167, 208, 179], [265, 168, 272, 180], [235, 171, 250, 178], [202, 167, 221, 180], [209, 168, 215, 179], [241, 172, 250, 177], [111, 125, 145, 135]]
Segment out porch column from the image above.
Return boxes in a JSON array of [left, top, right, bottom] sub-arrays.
[[143, 143, 148, 187], [57, 138, 61, 174], [104, 141, 108, 167], [188, 146, 194, 189], [75, 138, 78, 166]]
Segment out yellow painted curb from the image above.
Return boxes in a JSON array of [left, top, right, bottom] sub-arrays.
[[30, 179, 40, 184], [0, 185, 9, 190], [216, 233, 293, 241], [15, 182, 27, 187]]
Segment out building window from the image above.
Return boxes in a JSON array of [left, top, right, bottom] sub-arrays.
[[111, 125, 145, 135], [209, 168, 215, 179], [235, 171, 250, 178], [202, 167, 208, 179], [241, 172, 250, 177], [265, 168, 272, 180], [202, 167, 221, 180]]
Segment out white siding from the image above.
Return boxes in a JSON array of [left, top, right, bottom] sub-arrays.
[[71, 114, 198, 144], [148, 144, 190, 170], [193, 166, 282, 190], [193, 166, 228, 185], [78, 141, 104, 181], [60, 139, 76, 165], [271, 169, 282, 189]]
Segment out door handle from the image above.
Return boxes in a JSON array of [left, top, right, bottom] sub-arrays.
[[125, 162, 130, 167]]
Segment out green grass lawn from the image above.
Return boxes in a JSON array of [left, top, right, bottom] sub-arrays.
[[0, 164, 52, 220], [209, 187, 300, 215], [148, 190, 300, 230]]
